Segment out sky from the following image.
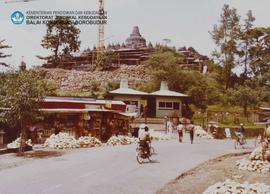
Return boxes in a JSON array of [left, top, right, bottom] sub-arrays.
[[0, 0, 270, 71]]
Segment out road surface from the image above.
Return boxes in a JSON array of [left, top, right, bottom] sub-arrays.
[[0, 137, 241, 194]]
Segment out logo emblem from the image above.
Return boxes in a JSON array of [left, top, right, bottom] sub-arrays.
[[11, 11, 24, 25]]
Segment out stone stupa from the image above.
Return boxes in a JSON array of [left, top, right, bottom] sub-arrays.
[[125, 26, 147, 49]]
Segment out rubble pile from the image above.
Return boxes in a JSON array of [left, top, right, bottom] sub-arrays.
[[44, 133, 80, 149], [106, 135, 139, 146], [7, 137, 32, 149], [250, 146, 264, 160], [194, 126, 213, 139], [203, 179, 270, 194], [149, 129, 170, 141], [35, 65, 150, 92], [236, 158, 270, 173], [77, 136, 102, 147], [236, 143, 270, 173]]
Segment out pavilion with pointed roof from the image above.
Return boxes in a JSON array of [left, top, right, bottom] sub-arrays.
[[109, 80, 188, 118]]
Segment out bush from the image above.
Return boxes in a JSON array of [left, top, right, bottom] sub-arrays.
[[228, 127, 264, 138]]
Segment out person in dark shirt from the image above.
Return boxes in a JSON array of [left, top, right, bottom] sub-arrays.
[[188, 121, 195, 144], [236, 123, 245, 142], [237, 123, 245, 134]]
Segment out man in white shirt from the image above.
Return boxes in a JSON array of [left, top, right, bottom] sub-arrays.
[[138, 124, 146, 139], [177, 122, 185, 143], [139, 126, 151, 155], [167, 119, 173, 139]]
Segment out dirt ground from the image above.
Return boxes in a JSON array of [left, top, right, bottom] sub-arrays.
[[157, 152, 270, 194]]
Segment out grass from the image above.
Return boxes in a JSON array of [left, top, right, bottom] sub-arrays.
[[56, 90, 92, 97], [193, 104, 265, 138], [207, 105, 246, 113]]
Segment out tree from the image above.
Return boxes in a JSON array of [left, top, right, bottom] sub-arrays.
[[103, 81, 120, 98], [143, 46, 186, 91], [96, 50, 117, 71], [88, 80, 103, 99], [188, 85, 208, 110], [248, 27, 270, 79], [39, 16, 81, 66], [211, 4, 241, 89], [0, 71, 55, 152], [225, 85, 261, 116], [0, 39, 11, 67], [238, 10, 255, 79], [144, 47, 222, 110]]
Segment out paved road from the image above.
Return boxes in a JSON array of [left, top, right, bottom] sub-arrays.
[[0, 137, 241, 194]]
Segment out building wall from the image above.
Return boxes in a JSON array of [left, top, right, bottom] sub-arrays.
[[155, 97, 182, 118], [40, 102, 85, 109], [112, 95, 146, 115]]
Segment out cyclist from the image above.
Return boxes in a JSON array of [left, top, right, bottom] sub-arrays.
[[139, 126, 151, 155], [236, 123, 245, 144]]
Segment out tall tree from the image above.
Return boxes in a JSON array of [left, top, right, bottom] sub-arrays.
[[211, 4, 241, 89], [38, 16, 81, 66], [0, 71, 55, 152], [0, 39, 11, 67], [238, 10, 255, 79], [248, 27, 270, 79]]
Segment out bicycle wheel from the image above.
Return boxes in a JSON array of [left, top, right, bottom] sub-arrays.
[[240, 138, 247, 148], [136, 149, 144, 164], [150, 146, 155, 155], [234, 140, 240, 149], [243, 138, 247, 145], [136, 148, 149, 164], [254, 139, 258, 147]]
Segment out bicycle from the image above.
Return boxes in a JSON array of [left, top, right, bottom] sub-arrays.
[[136, 142, 155, 164], [234, 132, 247, 149]]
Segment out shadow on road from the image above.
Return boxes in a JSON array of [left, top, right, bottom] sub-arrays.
[[149, 159, 160, 163]]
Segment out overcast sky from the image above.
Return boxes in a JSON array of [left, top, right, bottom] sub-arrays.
[[0, 0, 270, 71]]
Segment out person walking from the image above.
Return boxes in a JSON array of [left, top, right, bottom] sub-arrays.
[[177, 121, 185, 143], [188, 121, 195, 144], [167, 118, 173, 139]]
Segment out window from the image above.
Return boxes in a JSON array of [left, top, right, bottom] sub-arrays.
[[124, 101, 138, 107], [131, 101, 138, 106], [158, 102, 173, 110], [166, 102, 173, 108], [159, 102, 165, 108]]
